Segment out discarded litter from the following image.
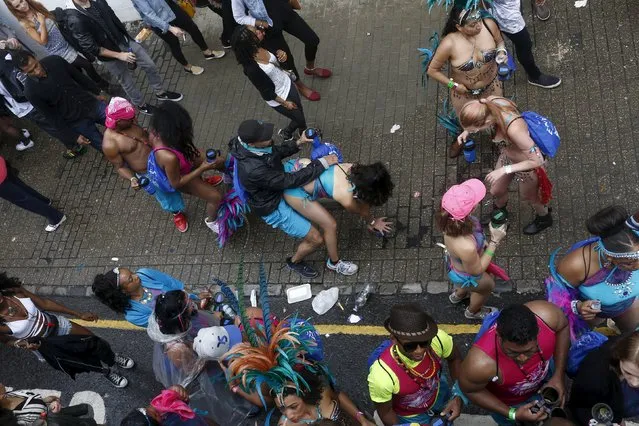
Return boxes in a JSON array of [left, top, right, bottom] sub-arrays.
[[413, 191, 421, 198], [353, 283, 374, 312], [574, 0, 587, 7], [11, 237, 16, 242], [348, 314, 362, 324], [337, 301, 345, 311], [390, 124, 401, 134], [111, 257, 119, 262], [286, 284, 312, 304], [366, 32, 371, 36], [312, 287, 339, 315]]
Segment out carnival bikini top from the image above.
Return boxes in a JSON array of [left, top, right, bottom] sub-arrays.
[[456, 48, 497, 72]]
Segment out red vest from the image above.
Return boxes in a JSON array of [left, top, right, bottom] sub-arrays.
[[474, 315, 556, 406], [378, 345, 442, 417]]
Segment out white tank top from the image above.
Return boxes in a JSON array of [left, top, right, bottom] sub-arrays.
[[258, 52, 292, 107], [5, 297, 47, 339]]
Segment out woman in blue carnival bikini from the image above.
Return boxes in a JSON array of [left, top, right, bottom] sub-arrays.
[[438, 179, 508, 320], [282, 159, 394, 276], [546, 205, 639, 334]]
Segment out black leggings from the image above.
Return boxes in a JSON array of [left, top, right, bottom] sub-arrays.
[[273, 83, 306, 134], [503, 26, 541, 80], [281, 11, 319, 64], [152, 0, 209, 66], [71, 55, 109, 88], [203, 0, 236, 44]]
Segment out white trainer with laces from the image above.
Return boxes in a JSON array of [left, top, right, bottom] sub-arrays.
[[205, 218, 220, 234], [326, 259, 358, 276], [45, 215, 66, 232]]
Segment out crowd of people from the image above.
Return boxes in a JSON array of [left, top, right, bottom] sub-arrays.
[[0, 0, 637, 424]]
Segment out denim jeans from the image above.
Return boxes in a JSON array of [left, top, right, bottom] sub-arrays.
[[70, 101, 107, 150], [103, 40, 165, 106]]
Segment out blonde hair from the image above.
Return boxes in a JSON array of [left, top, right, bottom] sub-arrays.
[[4, 0, 53, 23], [459, 97, 519, 134]]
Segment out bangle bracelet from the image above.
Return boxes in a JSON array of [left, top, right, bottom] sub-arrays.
[[447, 78, 455, 89], [485, 248, 495, 257], [571, 300, 581, 317], [130, 176, 138, 182], [368, 217, 376, 226], [503, 165, 513, 175], [508, 407, 517, 421], [355, 411, 364, 422], [497, 47, 507, 54]]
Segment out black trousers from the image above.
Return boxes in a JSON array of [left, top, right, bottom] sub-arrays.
[[71, 55, 109, 89], [152, 0, 209, 66], [503, 26, 541, 80], [273, 83, 306, 134], [0, 172, 64, 225], [204, 0, 236, 45]]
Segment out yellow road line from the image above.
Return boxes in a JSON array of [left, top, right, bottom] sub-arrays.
[[71, 319, 618, 337]]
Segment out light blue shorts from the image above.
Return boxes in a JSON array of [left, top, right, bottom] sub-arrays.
[[261, 199, 311, 239]]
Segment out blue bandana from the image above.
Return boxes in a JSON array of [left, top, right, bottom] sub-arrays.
[[240, 140, 272, 155]]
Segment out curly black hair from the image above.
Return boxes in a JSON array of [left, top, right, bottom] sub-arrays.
[[154, 290, 191, 335], [10, 49, 35, 71], [496, 304, 539, 345], [0, 271, 22, 296], [230, 25, 261, 67], [92, 270, 131, 314], [149, 102, 198, 164], [349, 162, 394, 206]]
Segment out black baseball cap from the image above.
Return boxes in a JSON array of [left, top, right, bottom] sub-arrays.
[[238, 119, 274, 144]]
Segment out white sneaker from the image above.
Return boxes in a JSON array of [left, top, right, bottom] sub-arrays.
[[16, 140, 34, 151], [326, 259, 358, 276], [185, 65, 204, 75], [45, 215, 66, 232], [465, 306, 498, 320], [205, 218, 220, 234]]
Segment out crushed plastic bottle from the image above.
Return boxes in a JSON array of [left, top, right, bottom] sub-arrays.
[[353, 283, 374, 312], [312, 287, 339, 315]]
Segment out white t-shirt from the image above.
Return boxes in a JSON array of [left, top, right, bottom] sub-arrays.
[[0, 81, 33, 118], [257, 52, 291, 107], [490, 0, 526, 34]]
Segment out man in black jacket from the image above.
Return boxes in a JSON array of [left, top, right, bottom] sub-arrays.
[[66, 0, 182, 115], [229, 119, 338, 278], [14, 51, 106, 151], [0, 47, 87, 157]]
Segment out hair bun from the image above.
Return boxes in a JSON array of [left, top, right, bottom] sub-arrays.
[[586, 205, 628, 237]]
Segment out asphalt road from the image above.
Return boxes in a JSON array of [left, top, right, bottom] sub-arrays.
[[0, 291, 543, 425]]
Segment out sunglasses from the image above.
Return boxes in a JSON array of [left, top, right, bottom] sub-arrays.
[[399, 339, 431, 352]]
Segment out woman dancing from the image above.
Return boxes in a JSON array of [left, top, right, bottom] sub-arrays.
[[283, 160, 394, 275], [426, 6, 506, 158], [546, 206, 639, 335], [457, 96, 553, 235]]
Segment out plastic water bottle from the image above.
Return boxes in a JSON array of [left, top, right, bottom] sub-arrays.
[[353, 283, 374, 312], [463, 139, 476, 163], [312, 287, 339, 315], [138, 176, 156, 195], [127, 48, 137, 70], [206, 149, 220, 163]]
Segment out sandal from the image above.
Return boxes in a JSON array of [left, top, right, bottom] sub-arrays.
[[449, 290, 470, 304], [304, 67, 332, 78]]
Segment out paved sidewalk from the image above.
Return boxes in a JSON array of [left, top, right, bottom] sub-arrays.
[[0, 0, 637, 297]]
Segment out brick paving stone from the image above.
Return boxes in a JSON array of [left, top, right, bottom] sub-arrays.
[[0, 0, 636, 296]]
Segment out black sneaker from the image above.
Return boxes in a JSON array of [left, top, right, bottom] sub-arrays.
[[155, 91, 184, 102], [528, 74, 561, 89], [104, 370, 128, 388], [138, 103, 156, 115], [114, 353, 135, 369], [221, 40, 231, 49], [286, 257, 319, 279]]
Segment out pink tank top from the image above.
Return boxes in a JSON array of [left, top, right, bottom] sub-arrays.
[[474, 315, 556, 406], [153, 147, 193, 176]]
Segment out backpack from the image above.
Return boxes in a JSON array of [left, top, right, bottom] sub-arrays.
[[520, 111, 561, 158], [147, 150, 176, 193], [52, 8, 93, 62]]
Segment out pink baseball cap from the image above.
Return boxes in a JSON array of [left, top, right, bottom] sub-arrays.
[[441, 178, 486, 220]]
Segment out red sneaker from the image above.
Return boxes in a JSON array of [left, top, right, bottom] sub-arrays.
[[173, 212, 189, 233], [205, 175, 223, 186]]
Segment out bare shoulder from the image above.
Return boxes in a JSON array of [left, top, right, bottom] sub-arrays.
[[462, 345, 496, 382], [556, 244, 597, 286], [525, 300, 565, 328]]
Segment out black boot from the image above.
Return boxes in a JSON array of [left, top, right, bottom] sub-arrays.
[[523, 208, 553, 235]]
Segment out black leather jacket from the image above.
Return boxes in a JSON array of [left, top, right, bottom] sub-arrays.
[[228, 136, 326, 217], [65, 0, 131, 62]]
